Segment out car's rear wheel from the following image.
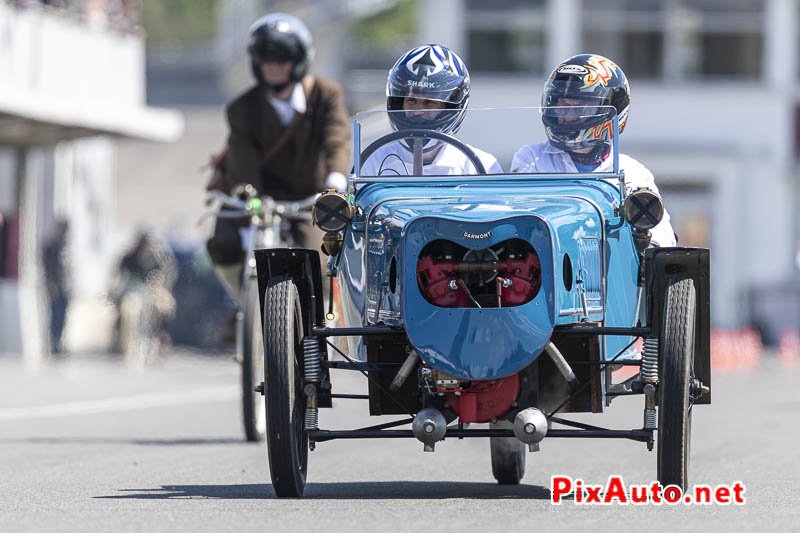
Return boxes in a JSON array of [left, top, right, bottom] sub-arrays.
[[490, 421, 526, 485], [240, 278, 266, 442], [264, 277, 308, 497], [657, 278, 696, 491]]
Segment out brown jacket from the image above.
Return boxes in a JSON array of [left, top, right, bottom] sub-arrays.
[[225, 76, 351, 200]]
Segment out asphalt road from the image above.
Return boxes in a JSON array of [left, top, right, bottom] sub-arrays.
[[1, 349, 798, 532]]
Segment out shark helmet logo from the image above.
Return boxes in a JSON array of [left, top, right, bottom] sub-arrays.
[[403, 45, 463, 77], [408, 79, 435, 89]]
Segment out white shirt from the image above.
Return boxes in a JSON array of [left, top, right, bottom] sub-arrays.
[[267, 83, 307, 126], [360, 141, 503, 177], [511, 141, 676, 247]]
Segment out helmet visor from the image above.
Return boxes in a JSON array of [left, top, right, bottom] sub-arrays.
[[543, 79, 610, 107], [541, 103, 616, 131], [387, 80, 466, 106], [251, 40, 295, 63]]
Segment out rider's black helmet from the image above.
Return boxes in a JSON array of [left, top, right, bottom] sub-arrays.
[[247, 13, 314, 90], [541, 54, 630, 162], [386, 44, 470, 152]]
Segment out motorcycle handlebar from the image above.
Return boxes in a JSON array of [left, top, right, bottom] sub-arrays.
[[205, 190, 317, 221], [272, 195, 317, 218], [207, 189, 248, 211]]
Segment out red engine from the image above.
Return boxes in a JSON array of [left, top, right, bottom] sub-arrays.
[[417, 239, 541, 308], [445, 374, 520, 423]]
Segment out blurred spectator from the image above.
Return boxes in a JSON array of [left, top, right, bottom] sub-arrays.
[[1, 212, 19, 279], [117, 231, 177, 288], [109, 231, 177, 352], [9, 0, 140, 32], [83, 0, 108, 28], [107, 0, 140, 32], [43, 219, 70, 355], [0, 211, 4, 278]]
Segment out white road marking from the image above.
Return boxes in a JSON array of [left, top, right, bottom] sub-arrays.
[[0, 385, 239, 420]]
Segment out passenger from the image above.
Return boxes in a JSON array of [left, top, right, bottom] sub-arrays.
[[512, 54, 676, 247], [360, 44, 503, 177]]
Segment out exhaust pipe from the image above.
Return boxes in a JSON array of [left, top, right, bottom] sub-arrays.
[[513, 407, 548, 452], [390, 349, 420, 392], [412, 408, 447, 452], [544, 342, 579, 389]]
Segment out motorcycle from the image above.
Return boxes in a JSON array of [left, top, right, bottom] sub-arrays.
[[209, 186, 316, 442]]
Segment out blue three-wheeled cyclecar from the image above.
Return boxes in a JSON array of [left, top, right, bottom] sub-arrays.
[[253, 107, 710, 497]]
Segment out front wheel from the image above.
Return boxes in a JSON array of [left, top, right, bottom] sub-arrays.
[[489, 421, 526, 485], [657, 278, 696, 491], [240, 278, 266, 442], [263, 277, 308, 497]]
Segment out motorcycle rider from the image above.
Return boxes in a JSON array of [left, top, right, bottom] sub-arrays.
[[207, 12, 351, 296], [511, 54, 676, 247], [360, 44, 503, 177]]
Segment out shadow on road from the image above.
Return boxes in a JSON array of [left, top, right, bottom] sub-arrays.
[[1, 437, 244, 446], [95, 482, 552, 500]]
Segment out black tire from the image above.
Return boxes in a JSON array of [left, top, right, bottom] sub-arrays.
[[657, 278, 696, 491], [263, 278, 308, 497], [240, 279, 266, 442], [490, 422, 526, 485]]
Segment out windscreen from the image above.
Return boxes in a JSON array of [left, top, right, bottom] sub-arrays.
[[354, 106, 620, 178]]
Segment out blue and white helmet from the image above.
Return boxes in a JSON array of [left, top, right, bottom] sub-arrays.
[[386, 44, 470, 152]]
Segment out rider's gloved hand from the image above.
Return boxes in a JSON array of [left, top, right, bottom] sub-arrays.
[[323, 171, 347, 192]]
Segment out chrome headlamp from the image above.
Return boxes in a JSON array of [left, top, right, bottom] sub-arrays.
[[312, 190, 354, 232], [620, 188, 664, 230]]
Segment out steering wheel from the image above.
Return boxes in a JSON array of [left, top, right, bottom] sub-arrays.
[[359, 129, 487, 176]]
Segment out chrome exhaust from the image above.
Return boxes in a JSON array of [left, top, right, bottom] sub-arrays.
[[544, 342, 579, 389], [513, 407, 548, 452], [412, 408, 447, 452], [390, 349, 420, 392]]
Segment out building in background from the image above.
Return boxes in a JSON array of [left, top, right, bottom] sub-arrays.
[[0, 1, 183, 359]]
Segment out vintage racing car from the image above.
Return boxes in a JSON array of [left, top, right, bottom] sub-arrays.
[[253, 106, 711, 497]]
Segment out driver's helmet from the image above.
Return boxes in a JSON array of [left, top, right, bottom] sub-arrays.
[[247, 13, 314, 90], [386, 44, 470, 152], [541, 54, 630, 164]]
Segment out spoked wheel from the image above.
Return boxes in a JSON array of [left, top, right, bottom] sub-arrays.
[[240, 279, 266, 442], [263, 277, 308, 497], [657, 278, 696, 491], [489, 421, 526, 485]]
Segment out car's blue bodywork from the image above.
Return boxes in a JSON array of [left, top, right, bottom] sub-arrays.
[[337, 176, 640, 380]]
